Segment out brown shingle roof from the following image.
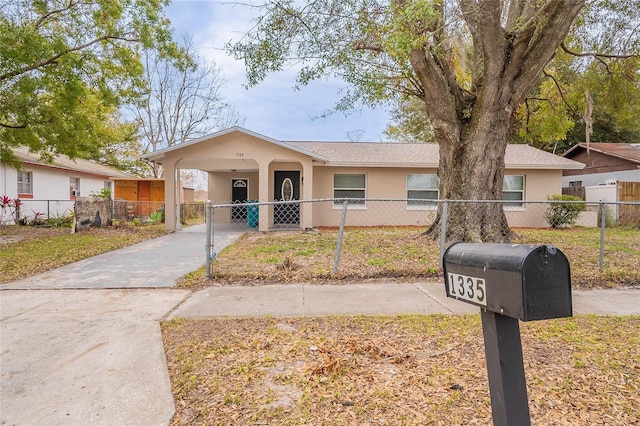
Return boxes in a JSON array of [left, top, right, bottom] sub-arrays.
[[286, 141, 584, 170], [13, 147, 133, 179], [562, 143, 640, 164]]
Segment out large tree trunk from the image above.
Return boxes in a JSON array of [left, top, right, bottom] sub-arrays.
[[408, 0, 585, 243], [434, 124, 514, 243]]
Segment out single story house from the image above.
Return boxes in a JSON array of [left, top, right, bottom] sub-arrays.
[[0, 147, 132, 223], [143, 127, 585, 232], [562, 143, 640, 188]]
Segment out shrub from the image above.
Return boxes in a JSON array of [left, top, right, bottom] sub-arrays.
[[1, 196, 21, 226], [150, 210, 163, 224], [545, 194, 587, 228], [46, 210, 74, 227], [90, 188, 112, 199]]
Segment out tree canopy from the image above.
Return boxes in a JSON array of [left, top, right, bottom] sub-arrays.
[[0, 0, 180, 166], [229, 0, 639, 242]]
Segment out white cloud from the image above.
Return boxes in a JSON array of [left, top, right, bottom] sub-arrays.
[[166, 0, 391, 141]]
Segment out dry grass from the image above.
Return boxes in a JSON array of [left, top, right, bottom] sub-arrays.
[[195, 226, 639, 289], [162, 315, 640, 425]]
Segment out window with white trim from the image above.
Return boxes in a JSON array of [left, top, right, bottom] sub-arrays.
[[503, 175, 524, 208], [333, 174, 366, 205], [17, 172, 32, 195], [407, 174, 439, 207]]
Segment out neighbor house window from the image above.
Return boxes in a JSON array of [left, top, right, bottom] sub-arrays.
[[70, 177, 80, 198], [333, 174, 366, 205], [407, 174, 439, 207], [17, 172, 32, 196], [503, 175, 524, 208]]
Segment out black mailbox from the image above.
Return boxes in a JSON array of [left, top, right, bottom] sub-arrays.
[[443, 243, 572, 321]]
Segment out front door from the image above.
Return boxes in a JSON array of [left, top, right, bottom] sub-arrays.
[[274, 171, 300, 225], [231, 178, 248, 223]]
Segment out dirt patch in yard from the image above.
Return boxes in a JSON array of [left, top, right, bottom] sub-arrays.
[[0, 226, 69, 245], [162, 315, 640, 425]]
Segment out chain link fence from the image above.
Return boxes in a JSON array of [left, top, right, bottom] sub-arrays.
[[205, 198, 640, 279], [3, 199, 207, 226], [110, 201, 205, 224], [6, 199, 75, 225]]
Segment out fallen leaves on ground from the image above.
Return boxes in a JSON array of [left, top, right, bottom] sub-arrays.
[[162, 315, 640, 425], [198, 227, 639, 290]]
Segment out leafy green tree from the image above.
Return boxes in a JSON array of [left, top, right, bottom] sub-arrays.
[[384, 96, 434, 143], [385, 3, 640, 153], [516, 46, 640, 153], [0, 0, 179, 166], [83, 110, 150, 176], [230, 0, 594, 242]]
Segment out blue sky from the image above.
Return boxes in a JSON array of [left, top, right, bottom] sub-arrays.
[[166, 0, 391, 142]]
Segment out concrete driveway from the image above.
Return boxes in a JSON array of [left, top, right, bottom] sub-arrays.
[[1, 289, 189, 425], [2, 224, 243, 290], [1, 224, 243, 425]]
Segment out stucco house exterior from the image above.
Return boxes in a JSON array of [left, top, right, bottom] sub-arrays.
[[1, 147, 132, 223], [143, 127, 585, 232]]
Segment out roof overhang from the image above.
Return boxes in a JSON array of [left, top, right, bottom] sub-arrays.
[[142, 127, 330, 166]]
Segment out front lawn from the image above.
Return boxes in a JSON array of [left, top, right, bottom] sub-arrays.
[[162, 315, 640, 425], [194, 226, 639, 288]]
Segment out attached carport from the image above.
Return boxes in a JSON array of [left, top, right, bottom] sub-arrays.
[[142, 127, 327, 232]]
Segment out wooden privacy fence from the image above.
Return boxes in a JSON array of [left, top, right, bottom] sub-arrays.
[[618, 181, 640, 226]]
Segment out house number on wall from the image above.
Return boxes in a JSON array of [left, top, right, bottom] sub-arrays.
[[236, 152, 244, 157]]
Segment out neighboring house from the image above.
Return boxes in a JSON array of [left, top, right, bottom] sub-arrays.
[[561, 143, 640, 188], [113, 178, 165, 218], [561, 143, 640, 226], [0, 147, 132, 223], [142, 127, 585, 232]]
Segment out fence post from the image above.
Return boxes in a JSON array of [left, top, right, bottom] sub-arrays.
[[599, 202, 606, 272], [333, 200, 349, 274], [205, 201, 212, 278], [439, 200, 448, 268]]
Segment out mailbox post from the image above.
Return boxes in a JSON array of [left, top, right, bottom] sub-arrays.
[[443, 243, 572, 426]]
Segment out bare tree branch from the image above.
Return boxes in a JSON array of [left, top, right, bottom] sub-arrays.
[[0, 35, 138, 82], [542, 69, 580, 117], [560, 41, 639, 60], [0, 121, 27, 129], [34, 0, 78, 29]]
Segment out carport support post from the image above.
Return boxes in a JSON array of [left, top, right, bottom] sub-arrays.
[[481, 309, 531, 426], [205, 201, 212, 278]]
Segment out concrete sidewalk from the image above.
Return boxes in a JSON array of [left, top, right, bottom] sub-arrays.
[[170, 282, 640, 319]]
